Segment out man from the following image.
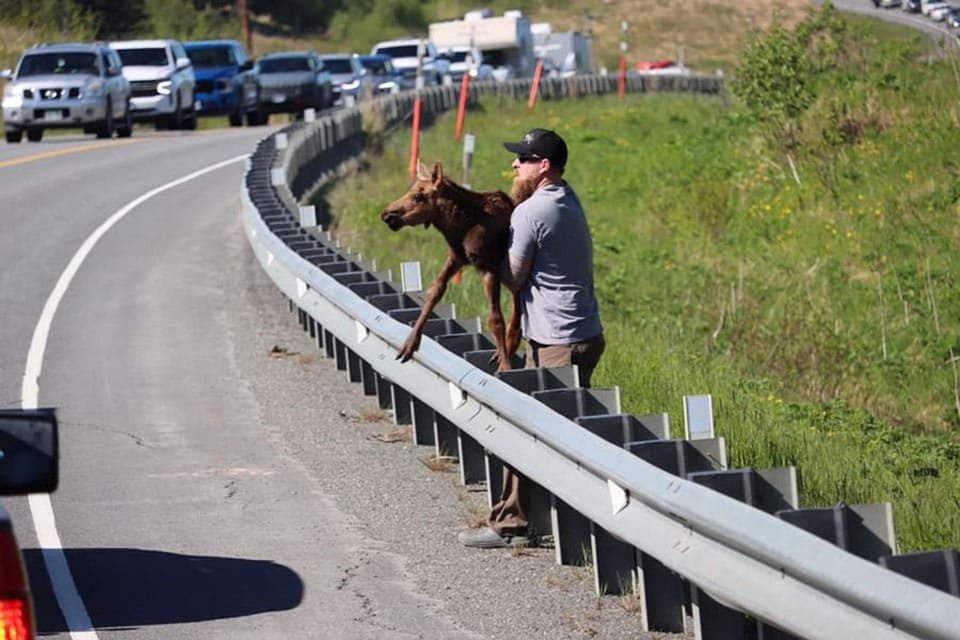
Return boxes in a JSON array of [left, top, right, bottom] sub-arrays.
[[458, 128, 605, 549]]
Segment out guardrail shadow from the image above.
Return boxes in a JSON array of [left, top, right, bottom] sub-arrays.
[[24, 547, 303, 633]]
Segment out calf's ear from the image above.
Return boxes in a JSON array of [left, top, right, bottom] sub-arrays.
[[432, 162, 444, 184], [416, 159, 431, 181]]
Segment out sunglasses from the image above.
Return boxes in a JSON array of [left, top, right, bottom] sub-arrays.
[[516, 154, 542, 164]]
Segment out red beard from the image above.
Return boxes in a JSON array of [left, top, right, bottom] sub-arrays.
[[510, 176, 537, 205]]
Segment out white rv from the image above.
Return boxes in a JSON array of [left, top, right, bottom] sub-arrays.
[[429, 10, 535, 80]]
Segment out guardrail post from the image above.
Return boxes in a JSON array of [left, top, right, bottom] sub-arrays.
[[532, 387, 621, 566], [879, 549, 960, 596], [578, 413, 670, 597], [761, 501, 898, 640], [625, 438, 726, 633], [688, 467, 800, 640], [436, 332, 497, 483], [494, 367, 580, 539]]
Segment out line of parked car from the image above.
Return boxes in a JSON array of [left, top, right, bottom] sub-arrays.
[[872, 0, 960, 29], [1, 38, 416, 144]]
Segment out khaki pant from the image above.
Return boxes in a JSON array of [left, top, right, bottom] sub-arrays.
[[488, 333, 606, 536]]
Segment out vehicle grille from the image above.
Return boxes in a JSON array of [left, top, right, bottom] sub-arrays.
[[261, 85, 302, 99], [196, 80, 215, 93], [29, 87, 80, 100], [130, 80, 159, 98]]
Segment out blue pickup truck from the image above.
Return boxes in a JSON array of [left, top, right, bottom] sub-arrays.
[[182, 39, 263, 126]]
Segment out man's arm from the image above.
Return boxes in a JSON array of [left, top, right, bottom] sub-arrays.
[[502, 254, 532, 294]]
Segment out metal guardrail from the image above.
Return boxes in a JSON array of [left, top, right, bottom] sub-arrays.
[[240, 75, 960, 639]]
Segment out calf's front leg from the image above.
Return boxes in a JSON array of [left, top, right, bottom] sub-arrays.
[[397, 252, 464, 362]]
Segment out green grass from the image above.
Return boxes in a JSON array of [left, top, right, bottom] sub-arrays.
[[317, 16, 960, 552]]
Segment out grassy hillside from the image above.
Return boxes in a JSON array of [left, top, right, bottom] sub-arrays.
[[318, 11, 960, 552]]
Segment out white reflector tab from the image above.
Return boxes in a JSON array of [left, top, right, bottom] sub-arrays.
[[267, 251, 274, 266], [449, 382, 466, 409], [275, 132, 288, 149], [401, 262, 422, 292], [270, 168, 285, 186], [299, 205, 317, 228], [296, 278, 307, 298], [356, 320, 368, 342], [608, 479, 628, 515], [304, 108, 316, 122], [250, 227, 257, 239]]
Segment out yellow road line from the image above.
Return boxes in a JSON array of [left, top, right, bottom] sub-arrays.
[[0, 137, 150, 169]]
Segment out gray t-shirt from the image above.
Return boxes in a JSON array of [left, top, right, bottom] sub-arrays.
[[508, 181, 603, 344]]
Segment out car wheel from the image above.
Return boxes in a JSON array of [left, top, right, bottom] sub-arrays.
[[26, 128, 43, 142], [116, 100, 133, 138], [168, 96, 184, 130], [96, 100, 115, 139], [229, 110, 243, 127], [182, 92, 197, 130], [5, 129, 23, 143], [246, 107, 264, 126]]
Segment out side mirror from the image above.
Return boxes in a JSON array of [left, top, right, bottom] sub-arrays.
[[0, 409, 58, 495], [240, 59, 254, 72], [108, 65, 122, 77], [176, 56, 192, 70], [0, 69, 12, 81]]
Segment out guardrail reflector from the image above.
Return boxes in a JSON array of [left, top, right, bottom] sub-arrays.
[[270, 168, 285, 186], [608, 479, 628, 515], [275, 132, 288, 149], [356, 320, 368, 342], [401, 262, 423, 292], [296, 278, 307, 298], [449, 382, 466, 409], [299, 205, 317, 228], [267, 251, 274, 266]]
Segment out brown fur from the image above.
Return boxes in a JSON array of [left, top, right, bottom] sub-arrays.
[[381, 161, 521, 371]]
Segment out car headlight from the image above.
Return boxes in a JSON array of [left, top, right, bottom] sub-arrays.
[[157, 80, 173, 95], [341, 79, 360, 91], [2, 84, 22, 107], [83, 80, 104, 97]]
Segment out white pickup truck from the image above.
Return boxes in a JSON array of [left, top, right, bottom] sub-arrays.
[[370, 38, 451, 89]]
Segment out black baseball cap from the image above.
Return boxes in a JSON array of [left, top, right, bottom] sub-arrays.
[[503, 128, 568, 168]]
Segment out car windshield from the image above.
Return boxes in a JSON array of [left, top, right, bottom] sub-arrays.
[[322, 59, 354, 74], [116, 48, 170, 66], [259, 57, 311, 73], [361, 59, 392, 74], [185, 46, 236, 68], [18, 52, 98, 77], [446, 51, 470, 63], [376, 45, 419, 58]]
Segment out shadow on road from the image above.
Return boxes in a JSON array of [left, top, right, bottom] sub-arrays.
[[24, 547, 303, 633]]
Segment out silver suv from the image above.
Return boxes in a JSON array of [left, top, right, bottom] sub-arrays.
[[1, 42, 133, 143], [111, 39, 196, 130]]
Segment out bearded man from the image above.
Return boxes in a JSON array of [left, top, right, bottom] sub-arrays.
[[458, 127, 606, 549]]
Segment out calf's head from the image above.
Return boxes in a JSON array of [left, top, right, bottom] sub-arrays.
[[381, 161, 446, 231]]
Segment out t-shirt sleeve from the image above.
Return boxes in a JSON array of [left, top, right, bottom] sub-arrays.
[[508, 208, 538, 263]]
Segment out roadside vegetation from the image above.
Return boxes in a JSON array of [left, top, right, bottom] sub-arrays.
[[320, 5, 960, 552]]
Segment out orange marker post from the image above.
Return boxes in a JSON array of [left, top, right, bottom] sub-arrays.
[[527, 60, 543, 110], [409, 95, 422, 179], [455, 72, 470, 141]]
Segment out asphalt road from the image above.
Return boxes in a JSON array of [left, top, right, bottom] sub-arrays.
[[0, 127, 669, 639]]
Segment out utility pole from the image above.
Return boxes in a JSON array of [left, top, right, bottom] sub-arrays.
[[239, 0, 252, 54]]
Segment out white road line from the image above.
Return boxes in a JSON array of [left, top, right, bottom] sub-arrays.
[[21, 154, 248, 638]]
